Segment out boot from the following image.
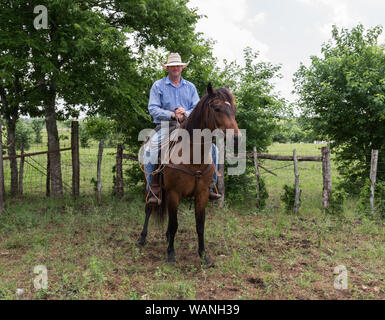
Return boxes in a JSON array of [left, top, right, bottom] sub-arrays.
[[209, 183, 221, 201], [147, 171, 161, 205], [147, 186, 161, 205]]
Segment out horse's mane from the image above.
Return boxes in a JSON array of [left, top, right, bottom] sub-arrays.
[[181, 87, 235, 136]]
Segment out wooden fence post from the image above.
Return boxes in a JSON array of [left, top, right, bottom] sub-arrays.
[[322, 146, 332, 210], [96, 139, 104, 203], [116, 144, 124, 198], [370, 149, 379, 214], [218, 163, 225, 207], [293, 149, 301, 214], [0, 115, 5, 212], [18, 142, 24, 195], [253, 146, 260, 208], [71, 121, 80, 198]]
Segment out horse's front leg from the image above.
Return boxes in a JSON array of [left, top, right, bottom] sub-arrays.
[[195, 196, 214, 268], [166, 192, 179, 263], [137, 204, 152, 247]]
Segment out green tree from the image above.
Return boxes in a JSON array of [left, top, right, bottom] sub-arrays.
[[15, 120, 33, 151], [31, 119, 44, 144], [0, 1, 42, 195], [79, 123, 90, 149], [294, 24, 385, 194], [217, 48, 286, 200], [214, 48, 286, 201], [215, 47, 286, 151], [1, 0, 203, 197], [84, 117, 116, 143], [272, 118, 318, 143]]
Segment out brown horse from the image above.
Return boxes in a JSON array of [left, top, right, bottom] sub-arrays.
[[138, 84, 241, 266]]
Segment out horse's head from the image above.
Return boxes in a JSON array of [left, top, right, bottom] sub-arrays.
[[183, 83, 242, 147], [205, 83, 241, 144]]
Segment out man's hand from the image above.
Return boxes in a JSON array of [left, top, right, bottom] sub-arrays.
[[174, 107, 186, 122]]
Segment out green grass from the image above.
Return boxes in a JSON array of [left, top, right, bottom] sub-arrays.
[[0, 142, 384, 300]]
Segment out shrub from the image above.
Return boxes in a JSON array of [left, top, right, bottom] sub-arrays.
[[280, 184, 299, 213], [224, 160, 256, 203], [256, 177, 269, 210], [357, 179, 385, 218], [15, 120, 33, 151], [325, 190, 346, 215], [31, 119, 44, 143], [79, 123, 90, 148]]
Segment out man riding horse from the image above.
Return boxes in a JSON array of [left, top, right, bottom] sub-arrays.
[[144, 53, 221, 205]]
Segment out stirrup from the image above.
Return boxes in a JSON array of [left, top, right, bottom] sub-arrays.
[[209, 185, 221, 201], [209, 192, 222, 201], [147, 184, 161, 205], [147, 195, 161, 205]]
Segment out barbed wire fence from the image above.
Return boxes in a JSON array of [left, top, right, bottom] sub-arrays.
[[0, 121, 382, 215], [251, 147, 384, 214], [0, 121, 118, 202]]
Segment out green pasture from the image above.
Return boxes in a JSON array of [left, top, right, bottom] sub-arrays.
[[0, 141, 384, 300]]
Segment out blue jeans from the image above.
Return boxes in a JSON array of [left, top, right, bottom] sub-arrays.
[[144, 129, 218, 191]]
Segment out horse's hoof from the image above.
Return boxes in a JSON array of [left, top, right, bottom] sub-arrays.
[[136, 238, 146, 248], [167, 254, 176, 264], [202, 257, 214, 268]]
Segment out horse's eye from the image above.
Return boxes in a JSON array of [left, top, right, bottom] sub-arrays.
[[214, 108, 220, 112]]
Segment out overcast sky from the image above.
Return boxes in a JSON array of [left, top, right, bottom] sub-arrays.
[[188, 0, 385, 103]]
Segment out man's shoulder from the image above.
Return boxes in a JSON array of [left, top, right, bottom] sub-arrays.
[[182, 78, 197, 90], [152, 77, 168, 89]]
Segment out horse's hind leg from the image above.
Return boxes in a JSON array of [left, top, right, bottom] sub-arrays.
[[166, 193, 179, 263], [137, 204, 152, 247], [165, 227, 170, 243]]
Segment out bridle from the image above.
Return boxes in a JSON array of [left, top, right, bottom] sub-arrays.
[[206, 98, 234, 131]]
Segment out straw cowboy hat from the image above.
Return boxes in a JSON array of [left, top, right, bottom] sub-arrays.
[[161, 53, 190, 70]]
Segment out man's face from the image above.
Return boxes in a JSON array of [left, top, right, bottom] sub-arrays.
[[167, 65, 183, 78]]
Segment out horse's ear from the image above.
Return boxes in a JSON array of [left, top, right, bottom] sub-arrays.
[[227, 87, 236, 104], [207, 83, 215, 95]]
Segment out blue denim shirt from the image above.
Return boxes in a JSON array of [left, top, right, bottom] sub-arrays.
[[148, 76, 200, 124]]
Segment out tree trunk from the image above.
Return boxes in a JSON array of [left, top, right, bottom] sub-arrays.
[[46, 152, 50, 197], [71, 121, 79, 198], [45, 87, 63, 197], [97, 139, 104, 204], [6, 119, 18, 196], [0, 114, 5, 212], [18, 142, 24, 195], [115, 144, 123, 198]]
